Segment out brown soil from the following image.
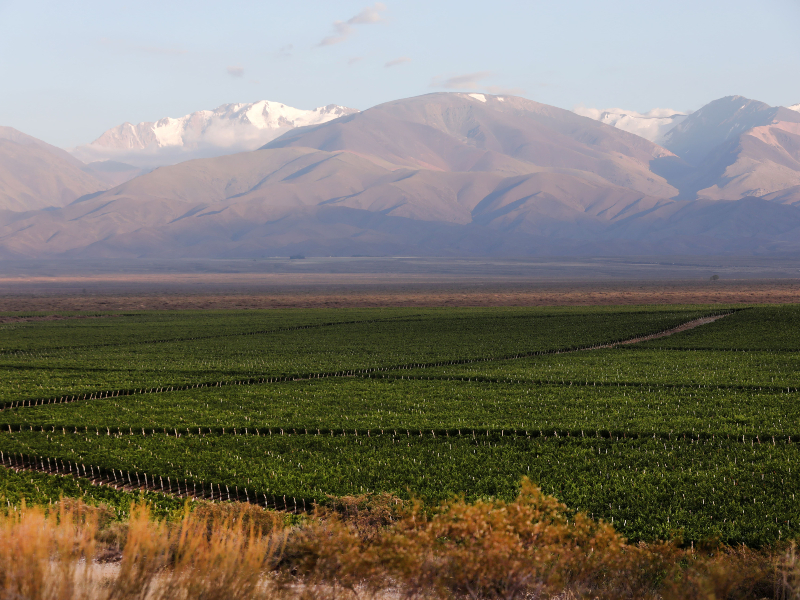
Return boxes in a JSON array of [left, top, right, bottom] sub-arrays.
[[0, 314, 118, 324], [0, 277, 798, 312]]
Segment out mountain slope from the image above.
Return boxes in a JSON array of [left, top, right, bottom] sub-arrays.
[[652, 97, 800, 201], [71, 101, 358, 167], [0, 127, 106, 211], [81, 161, 148, 187], [692, 120, 800, 200], [660, 96, 800, 165], [264, 92, 678, 199]]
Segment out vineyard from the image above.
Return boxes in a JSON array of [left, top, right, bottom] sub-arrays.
[[1, 304, 799, 545]]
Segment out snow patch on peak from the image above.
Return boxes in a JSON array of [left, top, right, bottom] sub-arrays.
[[789, 103, 800, 113], [573, 105, 690, 144], [467, 93, 487, 103], [71, 101, 359, 167]]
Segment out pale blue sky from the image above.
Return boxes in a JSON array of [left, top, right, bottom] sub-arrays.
[[1, 0, 798, 148]]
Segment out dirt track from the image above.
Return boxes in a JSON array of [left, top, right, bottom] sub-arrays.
[[604, 314, 730, 347]]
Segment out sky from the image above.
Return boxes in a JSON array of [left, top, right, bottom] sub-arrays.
[[1, 0, 799, 148]]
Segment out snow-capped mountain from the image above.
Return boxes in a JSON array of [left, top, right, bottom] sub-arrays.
[[6, 92, 800, 257], [573, 106, 690, 144], [790, 103, 800, 113], [71, 101, 358, 167]]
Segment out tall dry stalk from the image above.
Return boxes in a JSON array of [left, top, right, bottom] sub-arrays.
[[0, 500, 290, 600], [773, 543, 800, 600], [0, 501, 99, 600], [107, 503, 171, 600], [154, 504, 288, 600]]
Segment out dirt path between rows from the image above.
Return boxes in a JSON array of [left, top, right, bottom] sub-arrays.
[[597, 313, 730, 349]]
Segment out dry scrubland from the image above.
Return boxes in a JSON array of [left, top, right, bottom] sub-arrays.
[[5, 483, 800, 600]]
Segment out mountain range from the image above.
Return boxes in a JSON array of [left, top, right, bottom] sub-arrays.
[[1, 92, 799, 258], [70, 101, 358, 167]]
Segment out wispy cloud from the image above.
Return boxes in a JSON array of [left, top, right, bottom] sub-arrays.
[[431, 71, 495, 90], [385, 56, 411, 68], [277, 44, 293, 58], [319, 3, 387, 46], [320, 21, 354, 46], [348, 2, 386, 24], [348, 56, 364, 65], [227, 65, 244, 77]]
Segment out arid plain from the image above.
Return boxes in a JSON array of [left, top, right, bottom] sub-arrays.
[[1, 256, 798, 311]]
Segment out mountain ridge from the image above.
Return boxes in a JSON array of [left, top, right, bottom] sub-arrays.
[[660, 96, 800, 165]]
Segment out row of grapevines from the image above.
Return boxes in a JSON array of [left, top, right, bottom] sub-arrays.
[[0, 307, 721, 405], [397, 348, 800, 389], [2, 429, 798, 545], [0, 464, 185, 519], [2, 377, 798, 438]]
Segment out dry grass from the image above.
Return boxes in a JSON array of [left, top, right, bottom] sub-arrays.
[[2, 480, 800, 600], [0, 501, 287, 600]]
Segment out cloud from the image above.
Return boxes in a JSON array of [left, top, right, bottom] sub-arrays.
[[277, 44, 293, 58], [347, 2, 386, 24], [385, 56, 411, 68], [319, 21, 354, 46], [348, 56, 364, 65], [431, 71, 495, 90], [227, 65, 244, 77], [319, 3, 387, 46]]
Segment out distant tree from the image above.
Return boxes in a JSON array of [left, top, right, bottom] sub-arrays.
[[710, 274, 719, 281]]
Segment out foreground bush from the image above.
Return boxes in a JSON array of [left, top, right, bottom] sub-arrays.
[[290, 478, 670, 599], [1, 479, 799, 599]]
